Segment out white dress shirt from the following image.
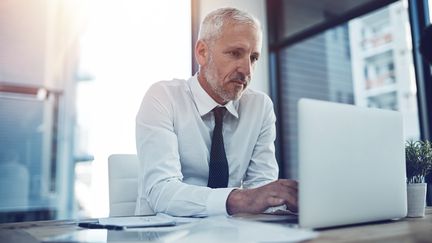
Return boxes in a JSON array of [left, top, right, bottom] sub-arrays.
[[135, 74, 278, 217]]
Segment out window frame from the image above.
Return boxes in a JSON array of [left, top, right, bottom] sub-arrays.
[[266, 0, 432, 178], [408, 0, 432, 140]]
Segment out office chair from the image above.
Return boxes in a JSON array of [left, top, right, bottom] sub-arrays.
[[108, 154, 153, 216]]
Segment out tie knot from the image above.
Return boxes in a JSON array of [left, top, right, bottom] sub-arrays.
[[213, 107, 226, 124]]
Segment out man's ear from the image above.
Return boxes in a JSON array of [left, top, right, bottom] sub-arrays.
[[195, 40, 209, 66]]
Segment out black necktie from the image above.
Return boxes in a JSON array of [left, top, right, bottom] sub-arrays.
[[207, 107, 229, 188]]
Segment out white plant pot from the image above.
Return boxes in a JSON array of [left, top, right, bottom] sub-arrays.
[[407, 183, 427, 218]]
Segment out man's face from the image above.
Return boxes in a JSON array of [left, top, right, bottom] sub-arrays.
[[197, 23, 262, 104]]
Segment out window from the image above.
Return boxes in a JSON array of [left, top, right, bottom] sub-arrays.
[[430, 0, 432, 22], [268, 0, 421, 178], [0, 0, 192, 222], [75, 0, 192, 218], [0, 92, 58, 222]]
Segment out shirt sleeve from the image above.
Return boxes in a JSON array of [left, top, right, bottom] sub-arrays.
[[242, 94, 279, 189], [135, 82, 235, 217]]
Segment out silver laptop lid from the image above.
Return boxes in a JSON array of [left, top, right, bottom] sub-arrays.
[[298, 98, 407, 228]]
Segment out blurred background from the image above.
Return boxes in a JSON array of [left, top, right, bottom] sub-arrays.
[[0, 0, 431, 222]]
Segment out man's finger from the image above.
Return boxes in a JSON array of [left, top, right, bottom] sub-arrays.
[[267, 197, 284, 207]]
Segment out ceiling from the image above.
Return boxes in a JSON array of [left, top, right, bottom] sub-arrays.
[[289, 0, 374, 17], [279, 0, 394, 41]]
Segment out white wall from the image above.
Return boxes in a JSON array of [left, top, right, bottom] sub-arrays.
[[0, 0, 85, 89], [0, 0, 47, 86], [197, 0, 270, 95]]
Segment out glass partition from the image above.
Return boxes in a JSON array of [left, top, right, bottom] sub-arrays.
[[0, 92, 57, 222], [275, 0, 420, 178]]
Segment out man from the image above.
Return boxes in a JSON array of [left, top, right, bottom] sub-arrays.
[[135, 7, 297, 217]]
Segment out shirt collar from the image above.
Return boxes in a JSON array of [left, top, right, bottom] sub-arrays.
[[188, 74, 239, 118]]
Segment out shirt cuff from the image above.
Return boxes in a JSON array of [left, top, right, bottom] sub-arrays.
[[206, 187, 236, 216]]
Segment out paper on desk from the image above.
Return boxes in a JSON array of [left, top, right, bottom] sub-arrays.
[[98, 213, 178, 228], [264, 204, 299, 216], [177, 216, 318, 243]]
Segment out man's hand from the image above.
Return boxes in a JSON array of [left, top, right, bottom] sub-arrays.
[[226, 179, 298, 215]]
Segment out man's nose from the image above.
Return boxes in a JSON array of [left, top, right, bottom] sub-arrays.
[[237, 56, 252, 77]]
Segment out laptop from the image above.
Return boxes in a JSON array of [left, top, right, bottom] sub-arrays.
[[297, 98, 407, 228]]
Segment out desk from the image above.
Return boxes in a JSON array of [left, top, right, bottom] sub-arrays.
[[1, 208, 431, 242]]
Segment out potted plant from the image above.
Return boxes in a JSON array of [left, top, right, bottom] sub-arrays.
[[405, 140, 432, 217]]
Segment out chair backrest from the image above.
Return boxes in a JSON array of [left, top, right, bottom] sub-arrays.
[[108, 154, 141, 217]]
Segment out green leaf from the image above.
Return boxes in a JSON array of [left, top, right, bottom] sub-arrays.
[[405, 140, 432, 183]]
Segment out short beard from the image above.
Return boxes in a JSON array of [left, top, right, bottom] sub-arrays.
[[204, 53, 245, 103]]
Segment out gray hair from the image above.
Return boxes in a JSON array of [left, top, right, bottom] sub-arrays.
[[198, 7, 261, 43]]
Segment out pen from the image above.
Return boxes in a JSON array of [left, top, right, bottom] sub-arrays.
[[78, 222, 124, 230]]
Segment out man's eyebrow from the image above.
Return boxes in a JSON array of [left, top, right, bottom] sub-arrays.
[[225, 46, 246, 51], [225, 46, 260, 54], [251, 52, 260, 58]]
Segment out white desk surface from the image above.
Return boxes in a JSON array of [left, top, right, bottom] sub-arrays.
[[0, 207, 431, 242]]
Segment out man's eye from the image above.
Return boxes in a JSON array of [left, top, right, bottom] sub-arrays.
[[251, 56, 259, 63], [229, 51, 240, 57]]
